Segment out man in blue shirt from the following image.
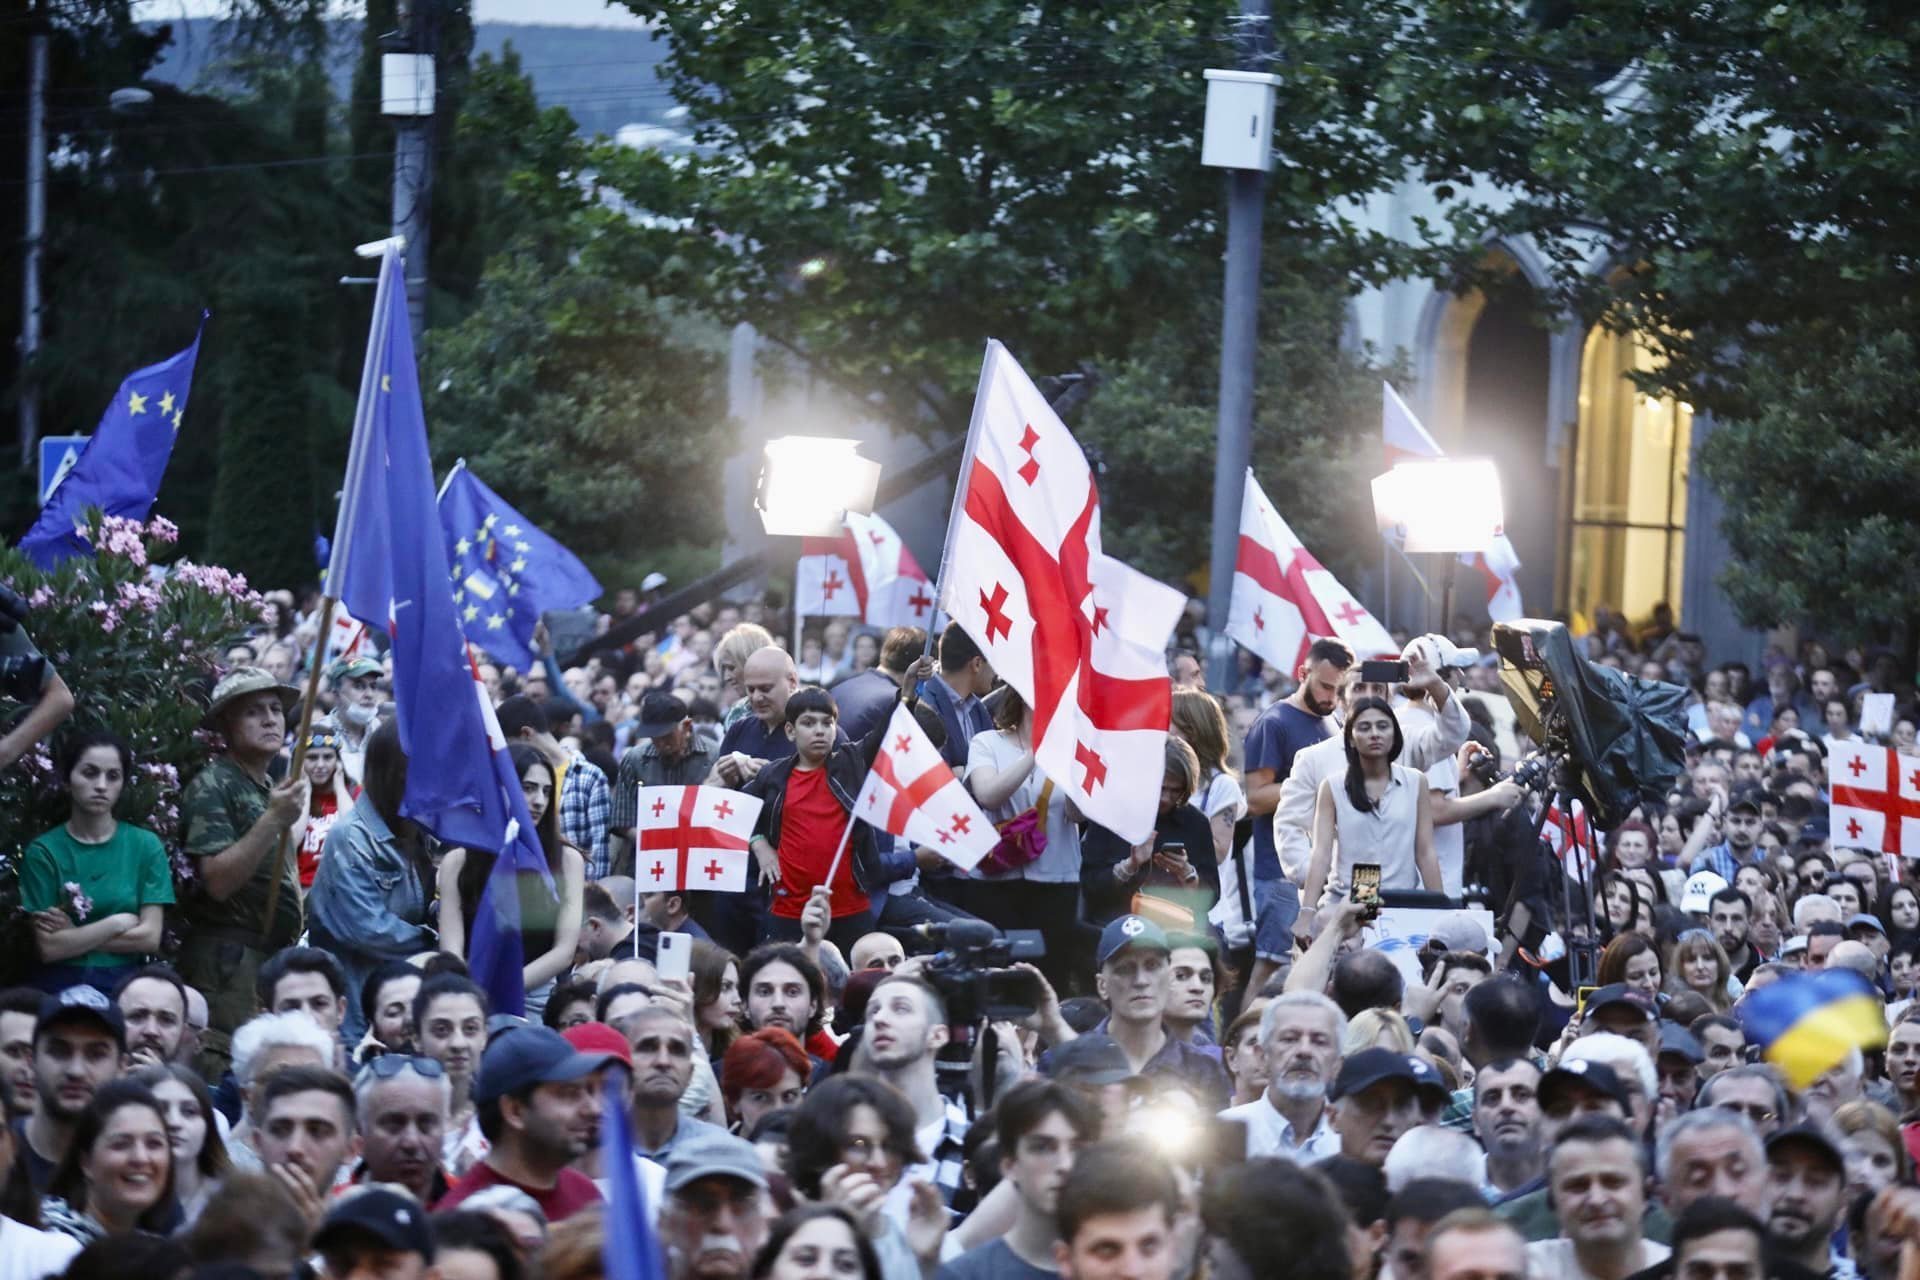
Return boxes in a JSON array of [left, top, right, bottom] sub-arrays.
[[920, 623, 996, 770], [1242, 637, 1353, 993]]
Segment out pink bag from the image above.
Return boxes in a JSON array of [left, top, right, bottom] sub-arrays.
[[978, 780, 1053, 876]]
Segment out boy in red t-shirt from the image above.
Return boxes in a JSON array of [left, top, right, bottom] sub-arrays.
[[746, 655, 936, 953]]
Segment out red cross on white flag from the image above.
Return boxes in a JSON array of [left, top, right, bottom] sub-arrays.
[[852, 703, 998, 871], [935, 341, 1184, 844], [633, 784, 764, 892], [796, 510, 943, 630], [1225, 470, 1395, 673], [1828, 740, 1920, 856]]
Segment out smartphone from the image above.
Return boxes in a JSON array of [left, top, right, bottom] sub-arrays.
[[1361, 658, 1411, 684], [1351, 863, 1382, 913], [1575, 984, 1597, 1019], [656, 931, 692, 982]]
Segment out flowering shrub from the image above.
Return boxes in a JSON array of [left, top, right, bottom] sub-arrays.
[[0, 512, 265, 978]]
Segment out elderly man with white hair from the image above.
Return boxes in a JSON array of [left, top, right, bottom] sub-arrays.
[[1792, 892, 1842, 933], [227, 1010, 340, 1171], [1560, 1032, 1658, 1140], [1384, 1124, 1487, 1193], [1219, 990, 1346, 1161]]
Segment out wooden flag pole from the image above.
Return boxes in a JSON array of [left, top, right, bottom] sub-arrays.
[[258, 594, 336, 940]]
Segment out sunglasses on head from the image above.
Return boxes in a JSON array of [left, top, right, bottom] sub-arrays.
[[359, 1054, 445, 1080]]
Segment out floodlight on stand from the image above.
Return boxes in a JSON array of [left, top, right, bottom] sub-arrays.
[[1369, 458, 1504, 554], [754, 436, 882, 538]]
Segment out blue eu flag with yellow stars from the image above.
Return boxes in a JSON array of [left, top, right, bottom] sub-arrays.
[[19, 316, 207, 569], [437, 462, 601, 672]]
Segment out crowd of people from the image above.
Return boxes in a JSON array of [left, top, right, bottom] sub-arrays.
[[1, 578, 1919, 1280]]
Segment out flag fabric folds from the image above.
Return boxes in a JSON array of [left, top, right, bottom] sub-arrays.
[[796, 510, 942, 630], [1827, 740, 1920, 856], [633, 785, 762, 893], [1381, 380, 1524, 622], [853, 703, 998, 872], [20, 318, 207, 568], [599, 1084, 665, 1280], [1225, 469, 1395, 673], [332, 248, 552, 1015], [937, 341, 1182, 844], [438, 463, 602, 672], [1735, 967, 1888, 1089]]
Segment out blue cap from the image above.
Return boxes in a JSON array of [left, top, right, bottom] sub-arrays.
[[1848, 913, 1887, 936], [475, 1025, 616, 1104], [1097, 914, 1170, 968]]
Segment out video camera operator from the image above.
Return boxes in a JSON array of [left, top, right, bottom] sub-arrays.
[[0, 584, 74, 772], [1458, 739, 1557, 961]]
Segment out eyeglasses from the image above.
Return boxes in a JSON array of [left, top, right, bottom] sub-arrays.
[[359, 1054, 446, 1080], [1714, 1101, 1776, 1125]]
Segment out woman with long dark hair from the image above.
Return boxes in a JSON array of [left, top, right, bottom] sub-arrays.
[[40, 1080, 175, 1243], [20, 731, 172, 992], [1303, 697, 1438, 905], [439, 744, 585, 1017], [752, 1205, 883, 1280], [691, 938, 743, 1060], [126, 1064, 227, 1225], [308, 719, 438, 1042]]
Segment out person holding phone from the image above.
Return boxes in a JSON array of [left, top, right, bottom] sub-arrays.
[[1303, 697, 1441, 906], [1078, 738, 1219, 927]]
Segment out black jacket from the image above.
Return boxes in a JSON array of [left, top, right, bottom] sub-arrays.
[[1080, 803, 1220, 927], [742, 685, 915, 899]]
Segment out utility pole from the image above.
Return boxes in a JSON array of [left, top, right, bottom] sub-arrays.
[[19, 2, 48, 470], [1202, 2, 1279, 688], [381, 0, 435, 338]]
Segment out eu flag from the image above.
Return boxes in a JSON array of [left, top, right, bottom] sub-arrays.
[[438, 463, 601, 672], [600, 1083, 666, 1280], [19, 317, 207, 568], [332, 248, 553, 1015], [1735, 967, 1887, 1089]]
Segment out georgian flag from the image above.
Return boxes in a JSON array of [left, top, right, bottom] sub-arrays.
[[1225, 470, 1395, 673], [797, 510, 942, 629], [937, 341, 1183, 844], [854, 704, 998, 871], [633, 785, 763, 893], [1828, 740, 1920, 855]]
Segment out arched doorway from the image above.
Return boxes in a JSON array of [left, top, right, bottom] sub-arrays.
[[1565, 326, 1692, 629]]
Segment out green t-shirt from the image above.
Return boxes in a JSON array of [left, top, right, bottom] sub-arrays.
[[179, 756, 303, 946], [19, 822, 175, 970]]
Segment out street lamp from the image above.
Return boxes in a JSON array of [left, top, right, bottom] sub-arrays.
[[1371, 457, 1504, 632], [754, 436, 881, 538]]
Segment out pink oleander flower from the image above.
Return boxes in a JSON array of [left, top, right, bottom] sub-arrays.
[[62, 881, 92, 919], [147, 516, 180, 544], [97, 516, 149, 567], [25, 587, 53, 610]]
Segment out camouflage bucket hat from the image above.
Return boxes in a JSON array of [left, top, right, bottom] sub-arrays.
[[204, 666, 301, 727]]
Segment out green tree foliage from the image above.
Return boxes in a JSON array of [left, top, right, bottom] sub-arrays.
[[1079, 265, 1400, 589], [599, 0, 1453, 438], [420, 52, 735, 593]]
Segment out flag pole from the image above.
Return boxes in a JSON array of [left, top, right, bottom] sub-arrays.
[[438, 456, 466, 502], [820, 812, 859, 915], [921, 340, 999, 661], [259, 245, 401, 940]]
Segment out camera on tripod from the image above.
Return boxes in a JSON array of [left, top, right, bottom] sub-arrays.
[[0, 584, 47, 703], [914, 920, 1048, 1024]]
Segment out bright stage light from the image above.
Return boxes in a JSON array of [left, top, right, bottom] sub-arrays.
[[1370, 458, 1505, 554], [754, 436, 882, 538]]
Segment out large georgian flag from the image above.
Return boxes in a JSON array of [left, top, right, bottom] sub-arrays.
[[1225, 470, 1395, 673], [853, 704, 998, 871], [1828, 740, 1920, 856], [937, 341, 1183, 844], [633, 785, 764, 893]]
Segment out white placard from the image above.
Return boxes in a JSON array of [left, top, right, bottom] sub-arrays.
[[1362, 905, 1500, 987], [1862, 692, 1896, 739]]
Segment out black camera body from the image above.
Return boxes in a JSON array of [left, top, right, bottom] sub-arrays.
[[917, 920, 1048, 1024], [0, 584, 45, 703]]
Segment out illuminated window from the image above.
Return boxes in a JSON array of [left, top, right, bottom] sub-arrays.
[[1566, 326, 1690, 628]]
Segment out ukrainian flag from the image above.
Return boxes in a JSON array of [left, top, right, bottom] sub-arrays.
[[1736, 968, 1887, 1089]]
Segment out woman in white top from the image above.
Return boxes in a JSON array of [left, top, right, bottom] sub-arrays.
[[1304, 696, 1440, 905], [1171, 689, 1246, 863]]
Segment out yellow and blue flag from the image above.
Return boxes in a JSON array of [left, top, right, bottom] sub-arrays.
[[20, 317, 206, 568], [437, 463, 601, 672], [1735, 967, 1887, 1089]]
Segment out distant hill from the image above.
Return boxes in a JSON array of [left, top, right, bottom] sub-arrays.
[[143, 18, 683, 143]]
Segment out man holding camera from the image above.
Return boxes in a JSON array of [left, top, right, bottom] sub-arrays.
[[0, 585, 73, 774]]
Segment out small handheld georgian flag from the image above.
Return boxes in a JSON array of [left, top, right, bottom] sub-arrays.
[[1828, 739, 1920, 856], [853, 704, 999, 871], [634, 785, 763, 893]]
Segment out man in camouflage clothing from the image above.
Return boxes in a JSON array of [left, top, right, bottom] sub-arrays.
[[176, 668, 310, 1078]]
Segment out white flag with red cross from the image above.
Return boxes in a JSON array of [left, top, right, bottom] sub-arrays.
[[853, 703, 998, 871], [633, 785, 764, 893], [796, 510, 942, 630], [1828, 740, 1920, 856], [1383, 380, 1524, 622], [323, 608, 370, 670], [937, 341, 1184, 844], [1225, 470, 1396, 673]]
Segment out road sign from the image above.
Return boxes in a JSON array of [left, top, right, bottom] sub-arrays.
[[38, 435, 89, 506]]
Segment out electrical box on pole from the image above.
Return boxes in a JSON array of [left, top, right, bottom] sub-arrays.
[[1201, 69, 1282, 172]]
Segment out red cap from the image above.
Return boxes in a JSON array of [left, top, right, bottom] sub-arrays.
[[563, 1021, 633, 1067]]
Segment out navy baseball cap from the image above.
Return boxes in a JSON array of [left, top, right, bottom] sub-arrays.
[[1658, 1022, 1704, 1065], [314, 1187, 433, 1260], [1538, 1059, 1631, 1114], [1330, 1048, 1448, 1105], [1097, 915, 1170, 969], [37, 985, 125, 1050], [476, 1025, 617, 1104], [1584, 983, 1657, 1024], [635, 689, 690, 739]]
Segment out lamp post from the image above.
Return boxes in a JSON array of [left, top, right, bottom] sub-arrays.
[[1370, 458, 1505, 635]]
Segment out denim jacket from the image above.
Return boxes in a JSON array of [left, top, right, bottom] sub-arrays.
[[307, 795, 434, 1037]]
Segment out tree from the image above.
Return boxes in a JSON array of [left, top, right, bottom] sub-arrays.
[[420, 52, 736, 593]]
